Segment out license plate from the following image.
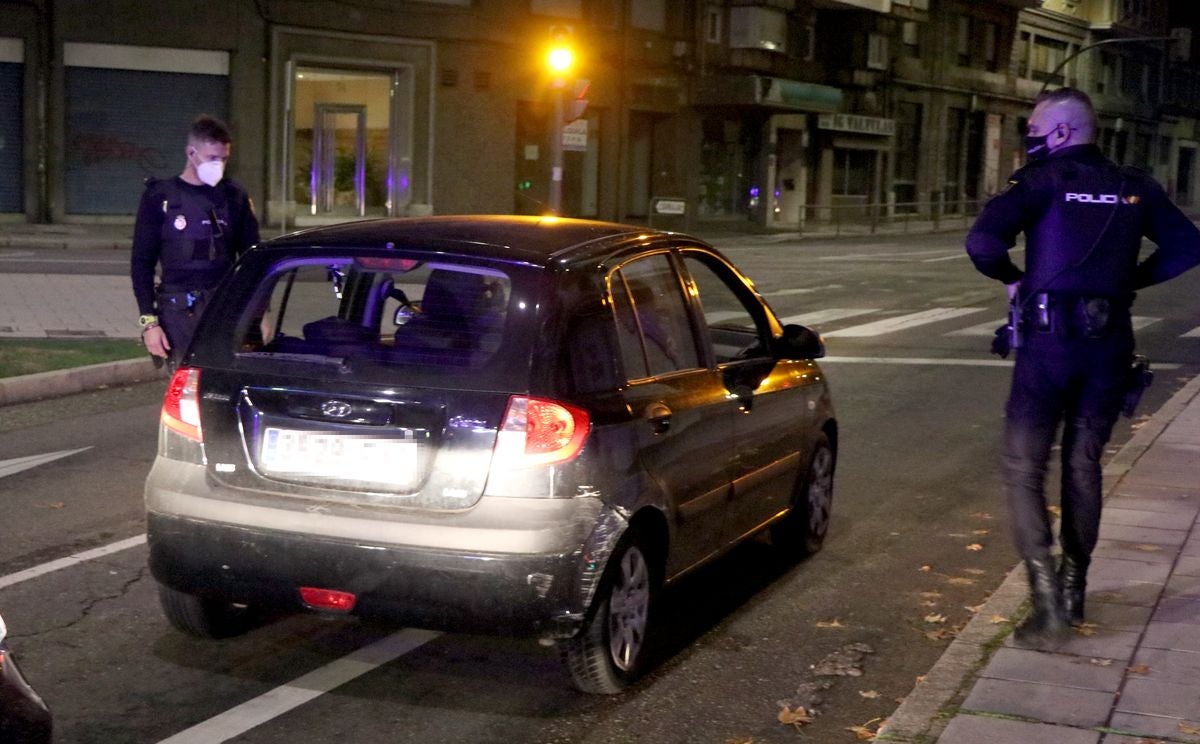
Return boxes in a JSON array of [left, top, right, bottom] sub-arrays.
[[260, 428, 418, 486]]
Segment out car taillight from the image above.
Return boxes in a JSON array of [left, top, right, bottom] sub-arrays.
[[493, 395, 590, 468], [162, 367, 203, 442], [299, 587, 357, 612]]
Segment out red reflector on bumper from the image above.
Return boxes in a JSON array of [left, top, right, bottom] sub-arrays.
[[299, 586, 357, 612]]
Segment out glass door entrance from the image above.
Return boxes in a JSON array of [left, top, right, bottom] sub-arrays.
[[291, 66, 397, 224]]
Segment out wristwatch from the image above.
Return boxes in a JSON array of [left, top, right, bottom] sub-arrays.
[[138, 314, 159, 329]]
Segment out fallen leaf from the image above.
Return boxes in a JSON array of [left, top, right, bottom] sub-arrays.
[[924, 613, 947, 624], [963, 568, 986, 575], [947, 577, 976, 586], [972, 529, 990, 536], [725, 739, 754, 744], [858, 690, 881, 699], [964, 603, 985, 613], [970, 512, 994, 520], [1048, 505, 1062, 516], [846, 724, 876, 741], [925, 628, 956, 641], [816, 619, 845, 628], [1135, 544, 1163, 552], [42, 502, 65, 509], [919, 565, 932, 572], [1128, 663, 1151, 675], [1180, 721, 1200, 735], [915, 675, 926, 684], [778, 705, 814, 729], [966, 543, 984, 552], [990, 615, 1010, 624], [920, 591, 943, 599], [1090, 658, 1114, 666], [1076, 623, 1098, 637]]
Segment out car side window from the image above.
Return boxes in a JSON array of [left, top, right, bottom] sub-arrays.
[[610, 254, 703, 380], [682, 253, 771, 364]]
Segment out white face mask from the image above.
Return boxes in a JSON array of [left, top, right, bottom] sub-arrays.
[[196, 159, 225, 187]]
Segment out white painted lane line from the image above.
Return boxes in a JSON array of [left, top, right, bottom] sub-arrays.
[[0, 447, 93, 479], [945, 319, 1005, 337], [1132, 316, 1160, 330], [1184, 326, 1200, 338], [819, 356, 1182, 369], [156, 628, 441, 744], [823, 308, 986, 338], [763, 284, 845, 297], [778, 308, 879, 326], [0, 534, 147, 590]]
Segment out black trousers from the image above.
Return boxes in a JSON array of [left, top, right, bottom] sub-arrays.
[[1002, 325, 1133, 562]]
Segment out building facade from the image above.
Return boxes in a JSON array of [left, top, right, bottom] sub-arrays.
[[0, 0, 1196, 231]]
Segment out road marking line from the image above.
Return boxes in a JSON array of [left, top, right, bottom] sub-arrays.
[[820, 356, 1182, 369], [156, 628, 441, 744], [1184, 326, 1200, 338], [0, 534, 147, 590], [1132, 316, 1160, 330], [778, 308, 879, 326], [945, 319, 1005, 337], [0, 447, 93, 479], [823, 308, 986, 337]]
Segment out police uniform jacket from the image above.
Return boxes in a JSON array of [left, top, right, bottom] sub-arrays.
[[130, 176, 260, 316], [966, 144, 1200, 300]]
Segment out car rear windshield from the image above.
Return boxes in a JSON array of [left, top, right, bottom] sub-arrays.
[[201, 250, 540, 390]]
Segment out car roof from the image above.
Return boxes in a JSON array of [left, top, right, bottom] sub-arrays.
[[260, 215, 702, 268]]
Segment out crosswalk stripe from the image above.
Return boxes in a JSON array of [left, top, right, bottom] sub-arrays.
[[1184, 326, 1200, 338], [777, 308, 879, 326], [823, 307, 986, 337]]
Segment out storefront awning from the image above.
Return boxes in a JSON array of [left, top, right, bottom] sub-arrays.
[[693, 75, 843, 113]]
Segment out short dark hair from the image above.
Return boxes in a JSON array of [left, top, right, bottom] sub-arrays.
[[189, 114, 231, 145], [1034, 86, 1095, 111]]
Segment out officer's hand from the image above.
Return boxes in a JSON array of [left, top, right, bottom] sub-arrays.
[[1005, 280, 1021, 303], [143, 325, 171, 358]]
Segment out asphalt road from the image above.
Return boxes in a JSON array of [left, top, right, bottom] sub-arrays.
[[2, 230, 1198, 743]]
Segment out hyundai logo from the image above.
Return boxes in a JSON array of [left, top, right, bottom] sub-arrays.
[[321, 400, 354, 418]]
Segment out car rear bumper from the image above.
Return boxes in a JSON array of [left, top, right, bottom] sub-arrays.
[[146, 512, 589, 637]]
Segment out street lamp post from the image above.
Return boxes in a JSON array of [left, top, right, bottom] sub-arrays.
[[546, 36, 574, 215]]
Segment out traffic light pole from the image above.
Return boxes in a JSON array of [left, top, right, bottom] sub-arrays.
[[549, 81, 565, 215]]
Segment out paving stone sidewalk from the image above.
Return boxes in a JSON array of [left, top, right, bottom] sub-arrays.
[[879, 374, 1200, 744]]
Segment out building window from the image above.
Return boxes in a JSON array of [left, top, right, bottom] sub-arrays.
[[901, 21, 920, 58], [730, 6, 788, 54], [705, 4, 722, 44], [894, 101, 922, 210], [1097, 52, 1115, 94], [630, 0, 665, 32], [791, 21, 815, 62], [1031, 36, 1069, 84], [1160, 136, 1172, 166], [956, 16, 971, 67], [867, 32, 888, 70], [1018, 31, 1031, 77], [983, 22, 998, 71]]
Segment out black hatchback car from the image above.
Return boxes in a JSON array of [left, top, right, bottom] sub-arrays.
[[145, 216, 836, 693]]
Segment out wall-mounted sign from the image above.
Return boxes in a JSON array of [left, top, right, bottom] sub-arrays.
[[817, 113, 895, 137]]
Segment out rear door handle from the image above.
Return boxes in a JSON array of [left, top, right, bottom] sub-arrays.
[[644, 402, 672, 434]]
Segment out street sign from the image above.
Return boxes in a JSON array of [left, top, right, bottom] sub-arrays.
[[653, 198, 686, 215], [562, 119, 588, 151]]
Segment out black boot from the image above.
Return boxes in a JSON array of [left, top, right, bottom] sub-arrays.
[[1013, 557, 1070, 648], [1059, 554, 1089, 626]]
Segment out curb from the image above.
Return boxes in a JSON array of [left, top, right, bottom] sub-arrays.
[[876, 372, 1200, 743], [0, 358, 168, 406]]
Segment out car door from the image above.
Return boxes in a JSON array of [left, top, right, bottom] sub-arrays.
[[609, 252, 737, 574], [679, 250, 823, 545]]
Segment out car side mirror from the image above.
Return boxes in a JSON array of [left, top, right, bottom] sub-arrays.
[[776, 324, 825, 360]]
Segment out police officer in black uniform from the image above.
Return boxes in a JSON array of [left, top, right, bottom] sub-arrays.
[[131, 114, 260, 369], [967, 88, 1200, 647]]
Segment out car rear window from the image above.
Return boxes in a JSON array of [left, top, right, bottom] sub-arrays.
[[195, 251, 541, 390]]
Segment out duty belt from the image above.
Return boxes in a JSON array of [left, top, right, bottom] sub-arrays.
[[1023, 291, 1133, 338]]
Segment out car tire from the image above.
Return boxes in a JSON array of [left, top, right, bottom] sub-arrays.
[[560, 530, 657, 694], [157, 584, 253, 639], [771, 432, 835, 558]]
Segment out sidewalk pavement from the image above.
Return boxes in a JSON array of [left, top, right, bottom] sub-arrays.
[[879, 373, 1200, 744], [4, 220, 1200, 744]]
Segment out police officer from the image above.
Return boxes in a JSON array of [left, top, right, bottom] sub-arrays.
[[131, 114, 260, 369], [967, 88, 1200, 647]]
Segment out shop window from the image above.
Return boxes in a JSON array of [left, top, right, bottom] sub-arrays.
[[699, 116, 752, 219]]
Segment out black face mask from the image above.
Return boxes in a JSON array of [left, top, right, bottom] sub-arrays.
[[1024, 133, 1050, 160]]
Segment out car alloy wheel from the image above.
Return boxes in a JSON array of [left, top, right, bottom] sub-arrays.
[[606, 545, 651, 672], [806, 442, 835, 547]]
